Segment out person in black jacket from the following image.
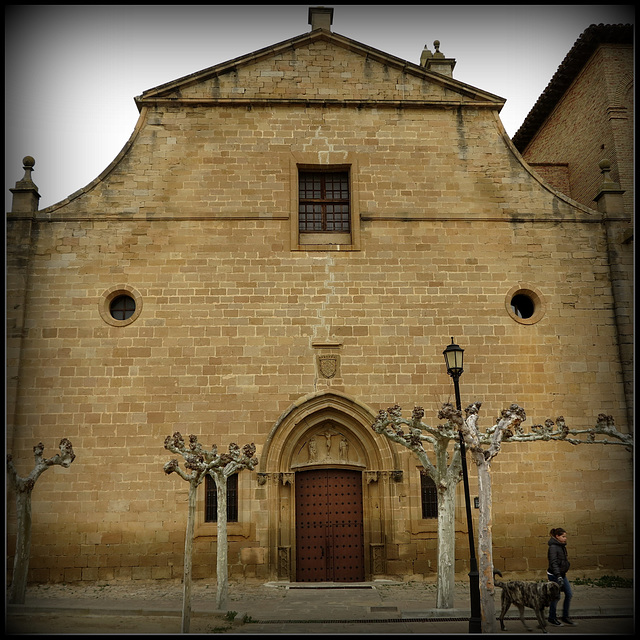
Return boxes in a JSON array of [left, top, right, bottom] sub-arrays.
[[546, 527, 575, 626]]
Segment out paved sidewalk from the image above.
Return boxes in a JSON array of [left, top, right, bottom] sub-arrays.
[[6, 579, 635, 635]]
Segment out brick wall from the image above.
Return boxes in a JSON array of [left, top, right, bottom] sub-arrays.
[[522, 44, 633, 216], [527, 163, 571, 197]]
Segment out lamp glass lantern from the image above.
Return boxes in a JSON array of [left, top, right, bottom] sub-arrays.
[[443, 337, 464, 378]]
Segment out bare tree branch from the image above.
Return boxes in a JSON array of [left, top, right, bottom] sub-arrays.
[[163, 433, 258, 482], [163, 432, 258, 631], [7, 439, 76, 604], [372, 403, 463, 609], [372, 400, 633, 619], [373, 404, 461, 479], [483, 412, 632, 449], [7, 439, 76, 494]]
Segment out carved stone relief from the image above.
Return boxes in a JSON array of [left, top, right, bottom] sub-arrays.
[[317, 354, 339, 379], [365, 470, 379, 484], [370, 543, 386, 575], [291, 423, 365, 469], [256, 472, 295, 485], [278, 546, 291, 579]]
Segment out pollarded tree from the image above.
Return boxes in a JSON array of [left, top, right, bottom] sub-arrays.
[[436, 401, 526, 631], [373, 404, 529, 610], [376, 402, 633, 631], [441, 403, 633, 632], [163, 433, 258, 633], [7, 439, 76, 604]]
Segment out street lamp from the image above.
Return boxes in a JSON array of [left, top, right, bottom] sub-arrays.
[[443, 337, 482, 633]]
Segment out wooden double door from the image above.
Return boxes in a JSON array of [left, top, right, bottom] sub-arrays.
[[295, 468, 365, 582]]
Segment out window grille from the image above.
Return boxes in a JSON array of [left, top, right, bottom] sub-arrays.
[[205, 473, 238, 522], [420, 471, 438, 519], [109, 294, 136, 320], [299, 170, 350, 233]]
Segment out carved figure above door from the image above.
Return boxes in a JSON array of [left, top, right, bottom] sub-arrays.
[[291, 423, 365, 469]]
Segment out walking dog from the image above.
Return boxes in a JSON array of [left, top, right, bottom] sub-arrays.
[[493, 570, 561, 633]]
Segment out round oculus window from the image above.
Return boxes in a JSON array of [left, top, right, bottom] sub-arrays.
[[505, 286, 545, 325], [99, 286, 143, 326], [510, 294, 535, 319], [109, 294, 136, 320]]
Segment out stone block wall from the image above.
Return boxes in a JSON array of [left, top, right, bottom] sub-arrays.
[[6, 36, 632, 584]]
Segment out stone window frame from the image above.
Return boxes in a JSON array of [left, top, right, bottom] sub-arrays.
[[505, 284, 546, 325], [99, 284, 143, 327], [289, 151, 361, 251]]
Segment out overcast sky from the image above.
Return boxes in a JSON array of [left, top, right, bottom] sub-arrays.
[[5, 4, 634, 212]]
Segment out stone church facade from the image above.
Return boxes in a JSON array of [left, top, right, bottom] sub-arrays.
[[7, 8, 633, 585]]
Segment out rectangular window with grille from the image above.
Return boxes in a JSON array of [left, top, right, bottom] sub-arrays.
[[299, 170, 350, 233], [420, 471, 438, 519], [205, 473, 238, 522]]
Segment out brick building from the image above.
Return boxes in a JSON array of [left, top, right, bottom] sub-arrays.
[[7, 8, 633, 586]]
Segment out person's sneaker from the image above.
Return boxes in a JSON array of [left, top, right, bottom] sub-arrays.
[[548, 619, 563, 626], [561, 618, 576, 626]]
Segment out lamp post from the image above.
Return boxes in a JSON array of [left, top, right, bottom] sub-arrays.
[[443, 337, 482, 633]]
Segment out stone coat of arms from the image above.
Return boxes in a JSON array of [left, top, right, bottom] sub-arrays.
[[318, 354, 338, 379]]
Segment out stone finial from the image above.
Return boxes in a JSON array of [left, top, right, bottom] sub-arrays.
[[598, 159, 617, 187], [17, 156, 36, 185], [594, 159, 624, 215], [420, 45, 433, 67], [422, 40, 456, 77], [9, 156, 40, 213]]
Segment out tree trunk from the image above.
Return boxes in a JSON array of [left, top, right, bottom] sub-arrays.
[[9, 490, 32, 605], [475, 458, 496, 633], [436, 480, 456, 609], [181, 479, 197, 633], [215, 474, 228, 609]]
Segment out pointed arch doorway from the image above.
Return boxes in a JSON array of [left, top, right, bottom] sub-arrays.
[[295, 467, 364, 582], [259, 390, 401, 583]]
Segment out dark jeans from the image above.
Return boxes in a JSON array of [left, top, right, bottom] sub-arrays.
[[547, 572, 572, 620]]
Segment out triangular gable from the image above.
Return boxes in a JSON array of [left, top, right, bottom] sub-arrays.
[[135, 30, 504, 109]]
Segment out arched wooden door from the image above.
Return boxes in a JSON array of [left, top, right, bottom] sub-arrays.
[[295, 468, 364, 582]]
